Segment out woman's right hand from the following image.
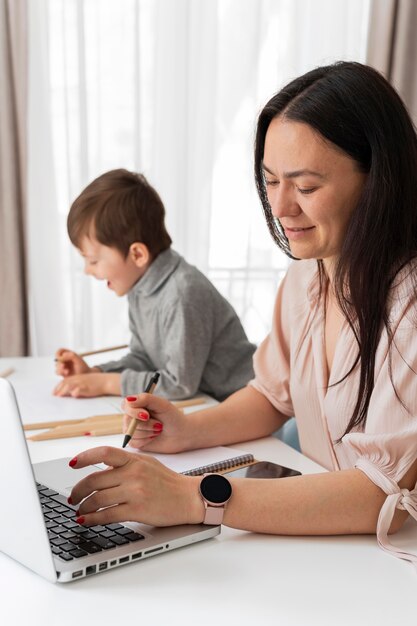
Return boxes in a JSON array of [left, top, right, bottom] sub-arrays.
[[55, 348, 91, 377], [122, 393, 192, 454]]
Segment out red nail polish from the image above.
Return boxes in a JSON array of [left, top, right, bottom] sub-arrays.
[[138, 411, 149, 421], [84, 431, 91, 436], [75, 509, 80, 515], [69, 457, 77, 467], [76, 516, 85, 525], [153, 423, 163, 432], [126, 396, 136, 402], [67, 496, 73, 505]]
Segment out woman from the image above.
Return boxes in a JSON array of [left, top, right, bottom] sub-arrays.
[[69, 62, 417, 568]]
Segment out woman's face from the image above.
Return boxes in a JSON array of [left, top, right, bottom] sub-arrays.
[[263, 116, 367, 270]]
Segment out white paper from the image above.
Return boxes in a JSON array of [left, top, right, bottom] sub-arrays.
[[12, 377, 122, 424]]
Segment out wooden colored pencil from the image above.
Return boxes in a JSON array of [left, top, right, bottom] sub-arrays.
[[0, 367, 15, 378], [79, 345, 128, 357], [84, 423, 123, 437], [24, 413, 122, 431], [27, 418, 124, 441], [55, 344, 128, 362]]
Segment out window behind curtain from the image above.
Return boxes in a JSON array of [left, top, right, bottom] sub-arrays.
[[28, 0, 370, 353]]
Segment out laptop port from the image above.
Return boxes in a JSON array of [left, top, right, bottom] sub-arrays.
[[72, 570, 83, 579], [86, 565, 96, 576], [110, 560, 117, 566], [98, 562, 108, 571], [144, 546, 164, 555], [119, 556, 129, 564], [132, 552, 142, 560]]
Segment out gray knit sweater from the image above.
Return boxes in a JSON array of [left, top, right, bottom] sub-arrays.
[[98, 249, 256, 400]]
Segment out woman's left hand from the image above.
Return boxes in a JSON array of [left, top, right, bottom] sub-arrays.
[[68, 446, 203, 527]]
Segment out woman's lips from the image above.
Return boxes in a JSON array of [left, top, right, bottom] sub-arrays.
[[284, 226, 315, 240]]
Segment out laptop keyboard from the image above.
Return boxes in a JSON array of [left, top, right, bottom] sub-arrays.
[[37, 483, 145, 562]]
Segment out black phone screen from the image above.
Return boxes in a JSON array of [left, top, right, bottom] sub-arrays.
[[223, 460, 301, 479]]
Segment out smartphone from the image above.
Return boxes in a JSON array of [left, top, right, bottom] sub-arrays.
[[223, 460, 301, 479]]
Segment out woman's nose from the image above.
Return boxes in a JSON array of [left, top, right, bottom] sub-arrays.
[[269, 187, 300, 219]]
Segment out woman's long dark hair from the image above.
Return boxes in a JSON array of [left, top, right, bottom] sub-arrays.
[[254, 61, 417, 438]]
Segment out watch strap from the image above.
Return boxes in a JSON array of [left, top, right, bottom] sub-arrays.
[[203, 503, 226, 525]]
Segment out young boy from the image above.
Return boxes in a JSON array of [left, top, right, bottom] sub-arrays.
[[54, 169, 256, 400]]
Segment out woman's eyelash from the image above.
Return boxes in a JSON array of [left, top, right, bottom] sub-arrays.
[[297, 187, 316, 195], [265, 179, 317, 195]]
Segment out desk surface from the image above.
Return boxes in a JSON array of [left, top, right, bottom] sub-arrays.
[[1, 357, 416, 626]]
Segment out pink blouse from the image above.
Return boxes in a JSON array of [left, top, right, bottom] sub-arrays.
[[250, 259, 417, 570]]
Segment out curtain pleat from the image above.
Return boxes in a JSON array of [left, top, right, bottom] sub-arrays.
[[367, 0, 417, 124], [0, 0, 28, 356]]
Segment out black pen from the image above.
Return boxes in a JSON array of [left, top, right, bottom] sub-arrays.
[[122, 372, 160, 448]]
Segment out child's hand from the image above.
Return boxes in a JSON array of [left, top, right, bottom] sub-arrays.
[[55, 348, 91, 377], [69, 447, 203, 527], [121, 393, 191, 454], [53, 372, 120, 398]]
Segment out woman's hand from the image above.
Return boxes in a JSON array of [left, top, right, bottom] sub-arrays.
[[122, 393, 193, 453], [68, 446, 203, 527], [55, 348, 91, 377]]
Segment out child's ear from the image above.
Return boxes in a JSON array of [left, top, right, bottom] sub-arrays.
[[129, 242, 150, 268]]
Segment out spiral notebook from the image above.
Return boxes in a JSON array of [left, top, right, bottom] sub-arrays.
[[133, 446, 255, 476]]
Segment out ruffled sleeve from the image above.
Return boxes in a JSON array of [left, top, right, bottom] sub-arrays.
[[344, 425, 417, 570]]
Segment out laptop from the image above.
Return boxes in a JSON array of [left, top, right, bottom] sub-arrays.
[[0, 378, 220, 583]]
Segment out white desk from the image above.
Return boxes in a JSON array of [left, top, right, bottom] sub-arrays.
[[1, 357, 416, 626]]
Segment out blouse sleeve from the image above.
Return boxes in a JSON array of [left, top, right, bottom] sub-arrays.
[[342, 292, 417, 571], [347, 433, 417, 571]]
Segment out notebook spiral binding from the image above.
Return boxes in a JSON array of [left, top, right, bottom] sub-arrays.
[[182, 453, 255, 476]]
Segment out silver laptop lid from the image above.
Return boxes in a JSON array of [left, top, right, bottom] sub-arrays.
[[0, 378, 57, 582]]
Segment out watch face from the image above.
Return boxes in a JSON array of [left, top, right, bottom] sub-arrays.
[[200, 474, 232, 504]]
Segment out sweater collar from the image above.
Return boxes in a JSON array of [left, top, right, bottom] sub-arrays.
[[129, 248, 181, 296]]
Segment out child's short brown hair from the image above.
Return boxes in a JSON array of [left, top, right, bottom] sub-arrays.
[[67, 169, 172, 258]]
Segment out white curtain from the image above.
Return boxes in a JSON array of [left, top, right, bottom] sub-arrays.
[[27, 0, 371, 355]]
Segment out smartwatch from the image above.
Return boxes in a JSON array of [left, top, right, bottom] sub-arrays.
[[199, 473, 232, 525]]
